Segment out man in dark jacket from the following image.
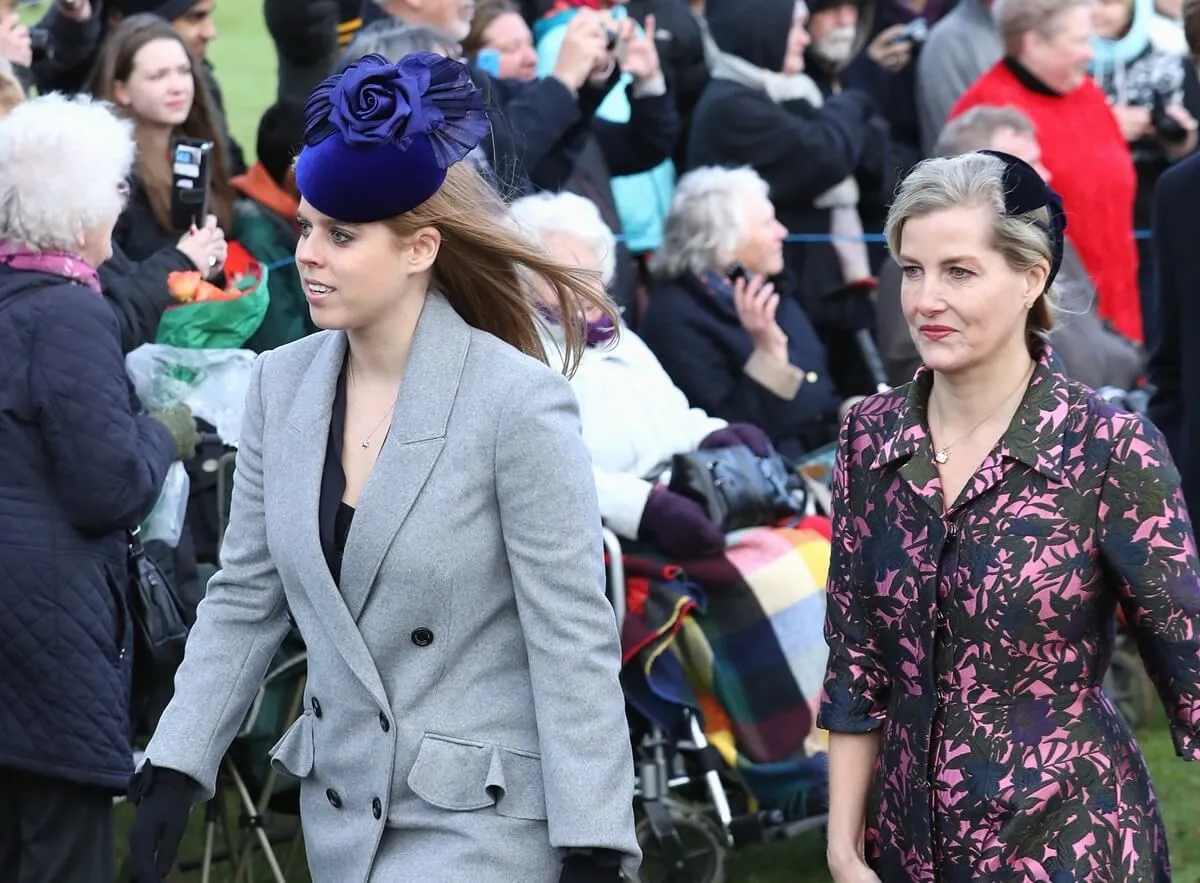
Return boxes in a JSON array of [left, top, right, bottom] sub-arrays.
[[1149, 136, 1200, 514], [1148, 6, 1200, 514], [691, 0, 887, 394]]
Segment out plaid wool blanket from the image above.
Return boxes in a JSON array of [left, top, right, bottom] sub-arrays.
[[618, 517, 832, 810]]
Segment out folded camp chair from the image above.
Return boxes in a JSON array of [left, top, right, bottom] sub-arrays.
[[196, 633, 308, 883], [189, 449, 311, 882]]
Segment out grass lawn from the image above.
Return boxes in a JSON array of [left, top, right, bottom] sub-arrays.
[[115, 716, 1200, 882], [20, 3, 1197, 879]]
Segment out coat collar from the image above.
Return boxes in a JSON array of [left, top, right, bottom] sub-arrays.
[[280, 294, 469, 701], [871, 343, 1072, 511]]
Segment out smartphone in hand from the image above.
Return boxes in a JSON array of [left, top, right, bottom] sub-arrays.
[[170, 137, 214, 233]]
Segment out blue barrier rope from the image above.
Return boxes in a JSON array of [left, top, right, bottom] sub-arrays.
[[263, 230, 1154, 270]]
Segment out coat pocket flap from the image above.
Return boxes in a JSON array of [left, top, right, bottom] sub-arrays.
[[268, 713, 314, 779], [407, 733, 547, 819], [407, 734, 494, 811], [490, 746, 548, 821]]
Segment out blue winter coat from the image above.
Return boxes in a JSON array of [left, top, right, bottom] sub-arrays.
[[0, 267, 174, 791]]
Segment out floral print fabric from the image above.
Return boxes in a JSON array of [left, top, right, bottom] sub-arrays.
[[817, 346, 1200, 882]]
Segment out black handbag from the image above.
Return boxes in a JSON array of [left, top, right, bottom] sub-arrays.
[[128, 527, 189, 675], [669, 444, 806, 532]]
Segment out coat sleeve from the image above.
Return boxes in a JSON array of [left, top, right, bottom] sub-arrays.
[[101, 244, 194, 354], [1099, 413, 1200, 761], [915, 28, 994, 155], [589, 85, 680, 177], [29, 3, 102, 95], [145, 353, 293, 797], [29, 290, 175, 532], [713, 89, 875, 207], [494, 366, 640, 872], [816, 406, 892, 733]]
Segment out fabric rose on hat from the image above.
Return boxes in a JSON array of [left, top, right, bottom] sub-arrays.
[[303, 52, 488, 168]]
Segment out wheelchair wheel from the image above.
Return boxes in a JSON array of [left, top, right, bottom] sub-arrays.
[[1105, 641, 1155, 730], [633, 805, 728, 883]]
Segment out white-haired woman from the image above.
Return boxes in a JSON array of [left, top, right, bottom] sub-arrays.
[[510, 189, 773, 559], [0, 93, 176, 883], [643, 165, 843, 461], [818, 149, 1200, 882]]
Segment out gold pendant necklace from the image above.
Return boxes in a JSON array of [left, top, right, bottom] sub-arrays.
[[931, 362, 1035, 465], [348, 362, 395, 449]]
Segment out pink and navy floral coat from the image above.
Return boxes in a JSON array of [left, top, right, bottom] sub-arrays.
[[817, 347, 1200, 882]]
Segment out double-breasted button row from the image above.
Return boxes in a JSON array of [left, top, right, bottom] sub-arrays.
[[311, 696, 323, 718], [326, 788, 341, 808], [372, 797, 382, 819], [411, 627, 434, 646], [379, 711, 390, 732]]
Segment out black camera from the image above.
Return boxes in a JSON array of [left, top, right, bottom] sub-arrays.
[[1152, 93, 1188, 145], [605, 28, 618, 50], [28, 27, 52, 65]]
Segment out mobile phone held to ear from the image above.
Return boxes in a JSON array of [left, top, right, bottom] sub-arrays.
[[170, 137, 214, 233], [475, 48, 501, 78]]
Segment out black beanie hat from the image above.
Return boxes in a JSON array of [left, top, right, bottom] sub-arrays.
[[112, 0, 202, 21]]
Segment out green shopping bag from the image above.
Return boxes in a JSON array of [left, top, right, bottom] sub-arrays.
[[156, 245, 270, 349]]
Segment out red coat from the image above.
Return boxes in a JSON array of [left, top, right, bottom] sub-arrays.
[[950, 61, 1141, 342]]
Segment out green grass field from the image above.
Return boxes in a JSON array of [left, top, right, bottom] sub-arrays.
[[17, 1, 1200, 878]]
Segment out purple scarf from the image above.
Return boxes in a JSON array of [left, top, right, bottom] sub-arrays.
[[0, 241, 102, 294], [536, 303, 618, 347]]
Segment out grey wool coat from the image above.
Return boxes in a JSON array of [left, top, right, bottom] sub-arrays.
[[145, 294, 641, 882]]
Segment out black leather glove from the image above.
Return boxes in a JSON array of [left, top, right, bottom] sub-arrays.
[[128, 761, 200, 883], [559, 849, 625, 882]]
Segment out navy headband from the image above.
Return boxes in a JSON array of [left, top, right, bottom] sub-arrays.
[[295, 52, 489, 223], [978, 149, 1068, 293]]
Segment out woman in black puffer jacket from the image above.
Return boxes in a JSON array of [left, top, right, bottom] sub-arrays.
[[0, 94, 176, 883]]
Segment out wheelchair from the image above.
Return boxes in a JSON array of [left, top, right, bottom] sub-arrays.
[[603, 528, 830, 883]]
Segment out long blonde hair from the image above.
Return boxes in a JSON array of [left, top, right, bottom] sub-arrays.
[[384, 162, 619, 376]]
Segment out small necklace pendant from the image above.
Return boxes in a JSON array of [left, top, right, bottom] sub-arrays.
[[361, 440, 370, 449], [934, 448, 949, 465]]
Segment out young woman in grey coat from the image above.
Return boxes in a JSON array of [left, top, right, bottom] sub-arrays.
[[127, 52, 640, 883]]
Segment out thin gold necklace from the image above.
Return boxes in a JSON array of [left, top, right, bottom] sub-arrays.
[[930, 361, 1035, 465], [347, 361, 395, 450]]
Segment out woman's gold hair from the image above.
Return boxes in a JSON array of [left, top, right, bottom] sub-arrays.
[[383, 162, 619, 376]]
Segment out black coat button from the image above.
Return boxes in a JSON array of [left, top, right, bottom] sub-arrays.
[[379, 712, 390, 733], [311, 697, 322, 719], [326, 788, 341, 809], [372, 797, 382, 819], [411, 627, 434, 646]]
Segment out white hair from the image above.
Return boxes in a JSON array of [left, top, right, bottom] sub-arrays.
[[0, 93, 134, 254], [507, 191, 617, 287], [651, 166, 770, 279]]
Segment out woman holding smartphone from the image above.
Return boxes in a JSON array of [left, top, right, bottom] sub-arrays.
[[88, 14, 235, 264]]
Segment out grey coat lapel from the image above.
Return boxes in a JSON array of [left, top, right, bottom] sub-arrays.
[[282, 331, 390, 709], [339, 294, 468, 620]]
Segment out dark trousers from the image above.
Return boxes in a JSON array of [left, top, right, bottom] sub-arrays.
[[0, 767, 114, 883]]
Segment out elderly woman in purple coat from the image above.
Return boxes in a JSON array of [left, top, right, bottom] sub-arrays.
[[818, 148, 1200, 882]]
